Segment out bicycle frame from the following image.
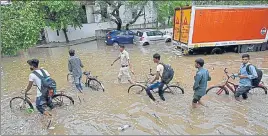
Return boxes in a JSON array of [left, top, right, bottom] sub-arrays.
[[216, 68, 238, 95], [21, 90, 31, 101], [136, 69, 172, 89]]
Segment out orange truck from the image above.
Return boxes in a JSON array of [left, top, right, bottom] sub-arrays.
[[173, 5, 268, 54]]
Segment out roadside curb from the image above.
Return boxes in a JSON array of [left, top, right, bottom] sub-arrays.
[[36, 37, 96, 48]]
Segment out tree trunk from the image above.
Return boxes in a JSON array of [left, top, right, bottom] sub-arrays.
[[116, 22, 122, 30], [62, 28, 69, 43], [167, 16, 170, 26], [126, 24, 129, 30]]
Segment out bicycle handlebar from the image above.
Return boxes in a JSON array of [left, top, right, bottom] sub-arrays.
[[224, 68, 228, 74], [223, 68, 235, 80]]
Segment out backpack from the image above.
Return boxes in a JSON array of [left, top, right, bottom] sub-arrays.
[[32, 69, 57, 97], [159, 63, 174, 84], [246, 64, 263, 87]]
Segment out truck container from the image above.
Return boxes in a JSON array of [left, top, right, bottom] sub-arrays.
[[173, 5, 268, 54]]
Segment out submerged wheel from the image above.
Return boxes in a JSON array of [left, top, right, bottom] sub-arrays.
[[206, 86, 229, 95], [10, 97, 34, 113], [52, 94, 74, 107], [163, 85, 184, 95], [128, 84, 146, 94], [88, 79, 105, 92], [211, 47, 223, 54], [248, 86, 267, 95], [113, 42, 119, 49]]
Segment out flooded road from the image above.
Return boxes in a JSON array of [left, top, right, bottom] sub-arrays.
[[1, 40, 268, 135]]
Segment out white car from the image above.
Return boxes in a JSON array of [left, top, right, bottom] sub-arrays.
[[134, 30, 172, 46]]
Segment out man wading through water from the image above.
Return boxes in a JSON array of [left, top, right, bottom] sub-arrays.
[[68, 49, 84, 102], [193, 58, 211, 108], [234, 54, 259, 101], [111, 45, 135, 84]]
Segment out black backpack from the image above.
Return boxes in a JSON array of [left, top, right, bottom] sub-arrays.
[[246, 64, 262, 87], [32, 69, 57, 96], [160, 63, 174, 84]]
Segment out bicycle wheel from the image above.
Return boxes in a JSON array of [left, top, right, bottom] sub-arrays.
[[10, 97, 34, 113], [163, 85, 184, 95], [88, 79, 105, 92], [52, 94, 74, 107], [128, 84, 146, 94], [67, 73, 74, 83], [248, 86, 267, 95], [206, 86, 229, 95]]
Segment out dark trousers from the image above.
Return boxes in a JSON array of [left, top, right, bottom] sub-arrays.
[[36, 95, 54, 114], [234, 86, 251, 99], [145, 82, 165, 101]]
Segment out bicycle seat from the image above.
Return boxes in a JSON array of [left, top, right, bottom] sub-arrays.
[[83, 71, 91, 75]]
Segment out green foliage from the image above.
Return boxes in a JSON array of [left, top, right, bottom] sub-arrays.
[[1, 1, 85, 55], [1, 1, 45, 55], [43, 1, 85, 30], [154, 1, 191, 27]]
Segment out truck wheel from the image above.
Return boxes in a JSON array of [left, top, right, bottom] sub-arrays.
[[113, 42, 119, 49], [188, 49, 194, 55], [211, 47, 223, 54]]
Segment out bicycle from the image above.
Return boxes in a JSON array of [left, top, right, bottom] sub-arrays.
[[83, 71, 105, 92], [67, 71, 104, 92], [10, 90, 74, 114], [206, 68, 267, 96], [128, 69, 184, 95]]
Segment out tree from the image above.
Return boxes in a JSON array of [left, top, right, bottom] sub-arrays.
[[94, 0, 148, 30], [1, 1, 86, 55], [154, 1, 191, 27], [43, 1, 86, 43], [1, 1, 45, 55]]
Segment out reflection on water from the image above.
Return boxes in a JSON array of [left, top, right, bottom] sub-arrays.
[[1, 40, 268, 135]]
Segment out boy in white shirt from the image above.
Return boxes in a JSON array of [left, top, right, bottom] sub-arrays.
[[145, 53, 165, 101], [25, 59, 53, 116]]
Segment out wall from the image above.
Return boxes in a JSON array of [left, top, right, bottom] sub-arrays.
[[45, 22, 116, 42]]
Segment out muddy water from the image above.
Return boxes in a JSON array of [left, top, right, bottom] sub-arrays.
[[1, 40, 268, 135]]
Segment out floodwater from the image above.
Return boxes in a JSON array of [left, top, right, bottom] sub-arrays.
[[1, 40, 268, 135]]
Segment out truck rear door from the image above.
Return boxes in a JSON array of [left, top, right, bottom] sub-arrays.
[[173, 7, 192, 45]]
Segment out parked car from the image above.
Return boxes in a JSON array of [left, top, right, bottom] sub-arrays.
[[105, 30, 135, 46], [134, 30, 172, 46]]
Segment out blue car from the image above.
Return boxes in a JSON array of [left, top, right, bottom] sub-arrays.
[[105, 30, 135, 46]]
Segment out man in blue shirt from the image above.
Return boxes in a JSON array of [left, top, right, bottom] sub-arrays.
[[193, 58, 211, 108], [234, 54, 258, 101]]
